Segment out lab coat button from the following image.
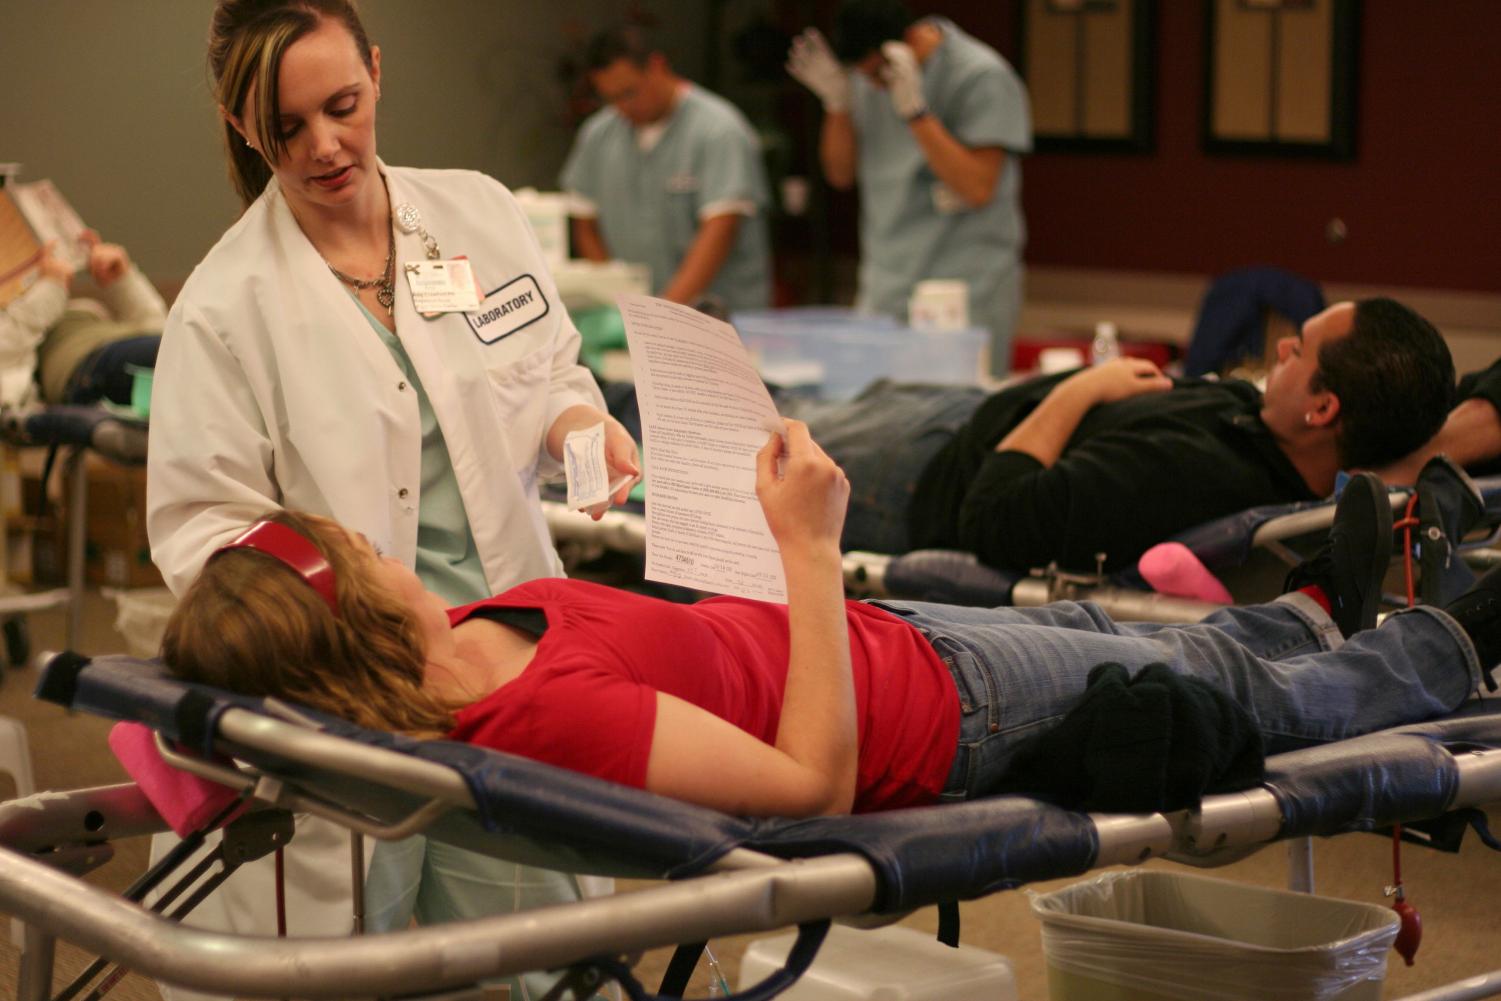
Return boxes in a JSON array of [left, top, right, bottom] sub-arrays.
[[397, 487, 409, 499], [397, 381, 407, 391]]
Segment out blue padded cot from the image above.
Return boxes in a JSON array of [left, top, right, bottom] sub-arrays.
[[2, 652, 1501, 999]]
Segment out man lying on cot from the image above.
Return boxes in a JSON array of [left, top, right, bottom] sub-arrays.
[[160, 422, 1497, 817], [795, 297, 1455, 575]]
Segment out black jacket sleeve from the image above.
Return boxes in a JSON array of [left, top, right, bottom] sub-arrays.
[[1458, 357, 1501, 418], [955, 428, 1278, 574]]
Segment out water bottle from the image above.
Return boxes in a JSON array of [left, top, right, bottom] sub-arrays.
[[1090, 321, 1120, 365]]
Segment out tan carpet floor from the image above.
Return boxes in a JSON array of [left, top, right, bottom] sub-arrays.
[[2, 591, 1498, 1000]]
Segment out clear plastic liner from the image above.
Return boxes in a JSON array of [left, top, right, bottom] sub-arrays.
[[1030, 870, 1399, 1001]]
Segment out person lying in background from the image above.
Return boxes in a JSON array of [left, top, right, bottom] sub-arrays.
[[596, 296, 1452, 574], [0, 230, 162, 410], [810, 298, 1454, 575], [160, 422, 1496, 818]]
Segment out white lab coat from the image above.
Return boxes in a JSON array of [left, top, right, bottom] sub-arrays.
[[145, 165, 606, 1000], [148, 163, 602, 595]]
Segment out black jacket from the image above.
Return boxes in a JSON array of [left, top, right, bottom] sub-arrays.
[[908, 374, 1317, 573]]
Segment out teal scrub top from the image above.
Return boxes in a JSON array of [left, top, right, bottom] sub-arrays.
[[850, 18, 1032, 367], [561, 83, 772, 312], [355, 301, 490, 604]]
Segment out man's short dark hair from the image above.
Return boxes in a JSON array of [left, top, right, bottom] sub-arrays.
[[1314, 297, 1455, 469], [586, 24, 657, 72], [833, 0, 916, 62]]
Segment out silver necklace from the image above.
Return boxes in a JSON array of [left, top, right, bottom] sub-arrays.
[[325, 226, 396, 314]]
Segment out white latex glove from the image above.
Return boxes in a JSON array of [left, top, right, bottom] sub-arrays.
[[787, 28, 851, 113], [880, 41, 928, 121]]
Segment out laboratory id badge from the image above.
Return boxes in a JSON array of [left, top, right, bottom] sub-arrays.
[[403, 259, 480, 313]]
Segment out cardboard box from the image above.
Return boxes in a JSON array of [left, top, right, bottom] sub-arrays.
[[77, 457, 161, 589], [6, 456, 60, 587], [16, 453, 160, 589]]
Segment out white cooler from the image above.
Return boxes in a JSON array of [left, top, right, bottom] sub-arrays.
[[738, 923, 1017, 1001]]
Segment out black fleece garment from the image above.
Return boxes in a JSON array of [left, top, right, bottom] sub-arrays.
[[991, 661, 1266, 814], [907, 374, 1317, 574]]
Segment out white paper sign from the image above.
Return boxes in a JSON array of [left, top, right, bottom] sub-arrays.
[[10, 180, 88, 271], [618, 294, 787, 602]]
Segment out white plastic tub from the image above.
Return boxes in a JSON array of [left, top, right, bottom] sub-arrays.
[[739, 923, 1017, 1001], [106, 586, 177, 659]]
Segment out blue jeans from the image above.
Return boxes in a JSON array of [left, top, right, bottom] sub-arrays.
[[793, 380, 987, 554], [64, 334, 160, 405], [868, 594, 1482, 801]]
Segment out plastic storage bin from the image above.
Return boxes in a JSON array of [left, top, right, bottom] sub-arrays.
[[738, 923, 1017, 1001], [732, 308, 986, 401], [107, 586, 178, 659], [1031, 870, 1400, 1001], [511, 188, 569, 266]]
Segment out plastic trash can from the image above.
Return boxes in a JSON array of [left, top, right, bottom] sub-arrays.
[[1031, 870, 1400, 1001], [739, 923, 1017, 1001]]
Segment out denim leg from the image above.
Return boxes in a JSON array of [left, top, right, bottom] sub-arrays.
[[797, 382, 986, 554], [64, 334, 161, 405], [871, 598, 1480, 800]]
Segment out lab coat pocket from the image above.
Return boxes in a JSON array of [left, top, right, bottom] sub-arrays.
[[484, 339, 553, 472]]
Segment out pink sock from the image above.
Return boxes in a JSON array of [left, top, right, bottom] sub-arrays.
[[1137, 543, 1234, 604]]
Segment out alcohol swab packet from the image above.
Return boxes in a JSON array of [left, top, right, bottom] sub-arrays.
[[564, 422, 636, 513]]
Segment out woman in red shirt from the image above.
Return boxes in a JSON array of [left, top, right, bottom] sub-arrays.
[[162, 421, 1488, 817]]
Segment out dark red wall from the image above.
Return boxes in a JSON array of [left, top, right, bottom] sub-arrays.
[[920, 3, 1501, 292]]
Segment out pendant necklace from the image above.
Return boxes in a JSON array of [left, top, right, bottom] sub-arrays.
[[325, 225, 396, 314]]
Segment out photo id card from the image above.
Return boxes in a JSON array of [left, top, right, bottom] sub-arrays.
[[403, 259, 480, 313]]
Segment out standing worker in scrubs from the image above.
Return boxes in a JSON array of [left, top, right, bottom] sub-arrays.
[[788, 0, 1032, 376], [561, 23, 772, 313], [146, 2, 636, 999]]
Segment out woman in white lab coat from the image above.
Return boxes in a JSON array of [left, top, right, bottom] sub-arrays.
[[145, 2, 634, 998]]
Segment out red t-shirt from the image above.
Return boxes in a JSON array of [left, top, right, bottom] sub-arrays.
[[446, 579, 959, 812]]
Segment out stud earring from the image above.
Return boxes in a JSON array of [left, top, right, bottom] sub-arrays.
[[1304, 413, 1314, 425]]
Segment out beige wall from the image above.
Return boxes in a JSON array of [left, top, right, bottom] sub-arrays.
[[0, 1, 711, 284]]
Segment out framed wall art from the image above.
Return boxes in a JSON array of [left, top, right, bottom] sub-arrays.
[[1018, 0, 1156, 153], [1202, 0, 1359, 158]]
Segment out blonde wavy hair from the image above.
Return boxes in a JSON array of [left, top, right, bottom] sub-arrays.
[[161, 511, 459, 737]]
